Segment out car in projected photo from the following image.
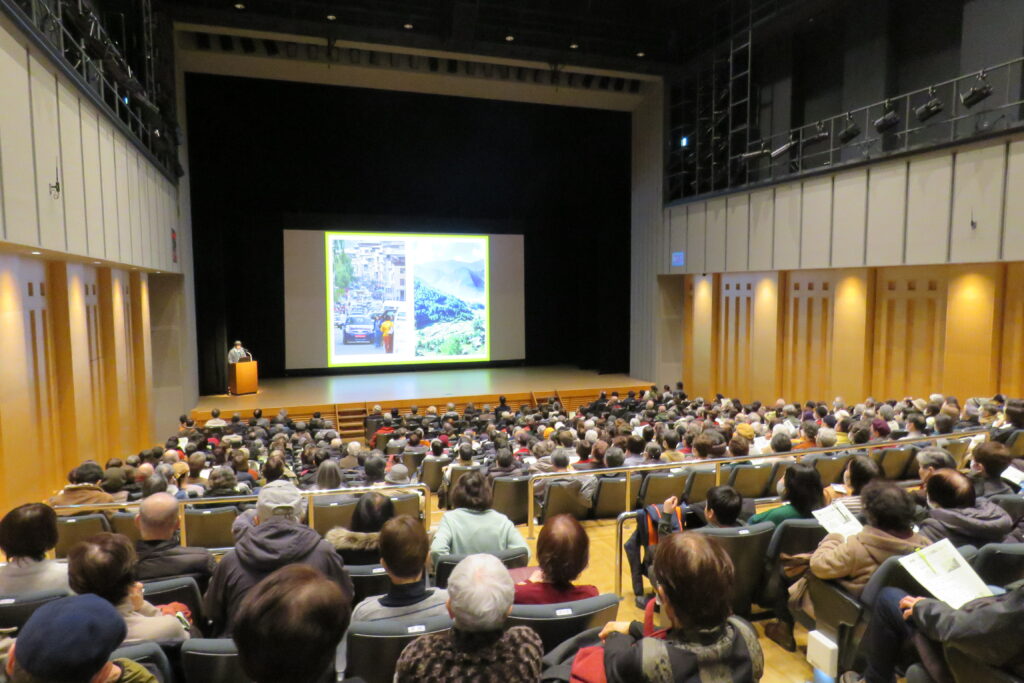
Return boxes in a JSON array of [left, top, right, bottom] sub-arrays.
[[340, 315, 375, 344]]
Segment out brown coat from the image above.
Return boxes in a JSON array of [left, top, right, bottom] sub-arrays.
[[48, 484, 114, 515], [809, 526, 931, 597]]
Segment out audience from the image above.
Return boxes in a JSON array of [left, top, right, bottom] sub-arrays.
[[600, 532, 764, 682], [969, 441, 1017, 498], [430, 470, 529, 566], [351, 514, 449, 621], [918, 468, 1013, 547], [233, 565, 352, 683], [747, 463, 824, 525], [395, 553, 544, 682], [514, 514, 598, 604], [326, 491, 394, 565], [0, 503, 69, 595], [133, 492, 216, 590], [204, 480, 353, 635], [67, 532, 190, 644], [828, 454, 882, 515], [48, 462, 114, 513]]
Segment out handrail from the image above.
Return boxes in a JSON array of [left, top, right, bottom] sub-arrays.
[[51, 482, 432, 547], [614, 511, 639, 597], [524, 428, 988, 538]]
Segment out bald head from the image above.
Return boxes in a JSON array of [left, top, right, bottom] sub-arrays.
[[137, 492, 179, 540]]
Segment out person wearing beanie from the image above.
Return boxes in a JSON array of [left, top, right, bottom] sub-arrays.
[[5, 594, 157, 683]]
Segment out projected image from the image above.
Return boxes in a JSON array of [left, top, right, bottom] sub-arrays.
[[326, 233, 489, 367]]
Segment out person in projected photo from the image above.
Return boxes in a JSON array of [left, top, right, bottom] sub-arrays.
[[381, 315, 395, 353]]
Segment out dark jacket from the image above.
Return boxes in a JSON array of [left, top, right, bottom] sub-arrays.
[[203, 517, 352, 635], [604, 617, 764, 683], [918, 500, 1014, 548], [969, 472, 1017, 499], [134, 539, 217, 592], [912, 585, 1024, 678]]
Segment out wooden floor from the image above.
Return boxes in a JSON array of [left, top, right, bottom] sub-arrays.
[[194, 365, 650, 412], [424, 498, 815, 683]]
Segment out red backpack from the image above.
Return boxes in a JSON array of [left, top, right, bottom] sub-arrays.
[[568, 597, 667, 682]]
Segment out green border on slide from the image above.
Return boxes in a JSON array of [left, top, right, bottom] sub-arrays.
[[324, 231, 491, 368]]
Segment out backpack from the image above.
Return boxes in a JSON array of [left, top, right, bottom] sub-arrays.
[[567, 599, 667, 683]]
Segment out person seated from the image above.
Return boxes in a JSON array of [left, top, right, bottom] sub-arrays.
[[363, 454, 388, 487], [202, 466, 247, 507], [326, 492, 394, 565], [747, 463, 824, 525], [233, 565, 352, 683], [133, 493, 216, 591], [430, 471, 529, 568], [68, 532, 190, 645], [4, 594, 158, 683], [990, 397, 1024, 444], [841, 582, 1024, 683], [809, 481, 930, 599], [486, 449, 525, 481], [533, 451, 597, 510], [310, 460, 343, 491], [599, 532, 764, 683], [47, 462, 114, 514], [395, 554, 544, 682], [351, 515, 449, 621], [918, 469, 1013, 547], [0, 503, 69, 595], [443, 443, 478, 485], [827, 454, 882, 516], [514, 514, 598, 604], [969, 441, 1017, 498], [699, 485, 744, 527], [404, 431, 428, 455]]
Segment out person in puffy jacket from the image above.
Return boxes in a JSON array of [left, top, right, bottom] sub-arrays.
[[918, 468, 1014, 547]]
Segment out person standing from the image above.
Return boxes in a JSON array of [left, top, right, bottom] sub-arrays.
[[227, 341, 248, 364], [381, 315, 395, 353]]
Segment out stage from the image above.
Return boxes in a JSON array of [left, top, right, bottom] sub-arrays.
[[193, 365, 650, 413]]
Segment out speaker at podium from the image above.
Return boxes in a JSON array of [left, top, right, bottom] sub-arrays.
[[228, 359, 258, 395]]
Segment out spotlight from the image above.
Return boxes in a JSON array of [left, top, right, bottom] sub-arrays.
[[30, 251, 41, 255], [802, 126, 829, 148], [504, 33, 515, 42], [569, 42, 579, 49], [838, 115, 861, 144], [874, 101, 900, 133], [326, 14, 336, 21], [233, 2, 244, 9], [915, 89, 944, 122], [403, 23, 414, 30], [770, 137, 796, 159], [960, 72, 992, 108], [636, 51, 646, 58], [739, 146, 770, 162]]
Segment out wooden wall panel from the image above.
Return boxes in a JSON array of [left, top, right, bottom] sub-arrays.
[[831, 170, 867, 268], [1001, 263, 1024, 397], [683, 274, 717, 399], [706, 199, 727, 273], [800, 177, 832, 269], [781, 270, 834, 401], [905, 154, 952, 265], [749, 189, 774, 271], [0, 26, 37, 244], [1004, 141, 1024, 262], [865, 161, 907, 266], [943, 264, 1004, 399], [725, 196, 749, 272], [773, 184, 801, 270], [718, 275, 755, 399], [830, 269, 874, 402], [950, 144, 1006, 263]]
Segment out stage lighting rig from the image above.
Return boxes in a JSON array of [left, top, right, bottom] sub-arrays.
[[960, 72, 993, 108], [874, 101, 900, 133], [838, 114, 861, 144], [770, 136, 796, 159], [915, 88, 944, 122]]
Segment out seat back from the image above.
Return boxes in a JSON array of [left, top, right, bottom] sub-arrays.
[[859, 554, 927, 607], [766, 518, 828, 559], [592, 474, 642, 518], [727, 463, 774, 498], [401, 451, 428, 472], [180, 639, 252, 683], [1007, 430, 1024, 457], [492, 476, 530, 525], [767, 461, 793, 498], [991, 494, 1024, 525], [540, 482, 591, 523], [373, 433, 392, 451], [972, 543, 1024, 588], [811, 455, 851, 486], [183, 508, 237, 550], [507, 593, 620, 653], [109, 642, 174, 683], [694, 522, 774, 617], [349, 564, 392, 606], [945, 644, 1024, 683], [944, 440, 971, 468], [447, 466, 480, 494], [683, 467, 718, 503], [389, 493, 420, 520], [419, 458, 450, 493], [434, 547, 530, 589], [637, 471, 687, 508], [312, 497, 358, 536], [55, 514, 111, 559], [346, 616, 453, 683], [141, 576, 204, 625], [0, 589, 69, 630], [109, 511, 141, 543], [878, 448, 916, 480]]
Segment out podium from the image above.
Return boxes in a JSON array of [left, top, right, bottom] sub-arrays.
[[228, 360, 258, 395]]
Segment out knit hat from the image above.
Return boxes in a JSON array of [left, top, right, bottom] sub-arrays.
[[735, 423, 755, 440], [14, 595, 126, 680], [385, 464, 411, 484]]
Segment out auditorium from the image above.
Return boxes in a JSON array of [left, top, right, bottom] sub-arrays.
[[2, 0, 1024, 681]]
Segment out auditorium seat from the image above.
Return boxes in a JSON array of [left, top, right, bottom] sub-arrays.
[[810, 454, 850, 486], [766, 461, 793, 499], [971, 543, 1024, 588], [726, 463, 774, 499], [312, 497, 357, 536], [873, 447, 916, 481], [109, 642, 175, 683], [491, 475, 530, 525], [345, 615, 453, 683], [401, 451, 428, 472], [419, 457, 450, 493], [389, 492, 420, 520], [506, 593, 620, 653], [683, 467, 717, 504], [183, 508, 236, 550], [141, 576, 204, 626], [181, 639, 251, 683], [636, 471, 687, 509], [433, 548, 529, 589], [592, 473, 642, 518], [55, 513, 110, 559], [348, 564, 391, 606], [944, 439, 971, 467], [447, 465, 480, 495], [539, 482, 591, 523], [991, 494, 1024, 525], [757, 519, 827, 621], [109, 511, 142, 542], [0, 588, 69, 630], [1007, 430, 1024, 457], [693, 522, 774, 618], [945, 644, 1024, 683]]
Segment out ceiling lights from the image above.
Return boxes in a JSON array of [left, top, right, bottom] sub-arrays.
[[960, 71, 993, 108]]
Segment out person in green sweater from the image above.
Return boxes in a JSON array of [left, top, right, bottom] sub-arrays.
[[430, 470, 530, 570]]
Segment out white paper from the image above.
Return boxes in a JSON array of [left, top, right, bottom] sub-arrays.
[[812, 501, 863, 538], [898, 538, 993, 609], [1001, 465, 1024, 486]]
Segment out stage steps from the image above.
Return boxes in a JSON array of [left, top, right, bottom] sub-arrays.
[[337, 403, 368, 445]]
